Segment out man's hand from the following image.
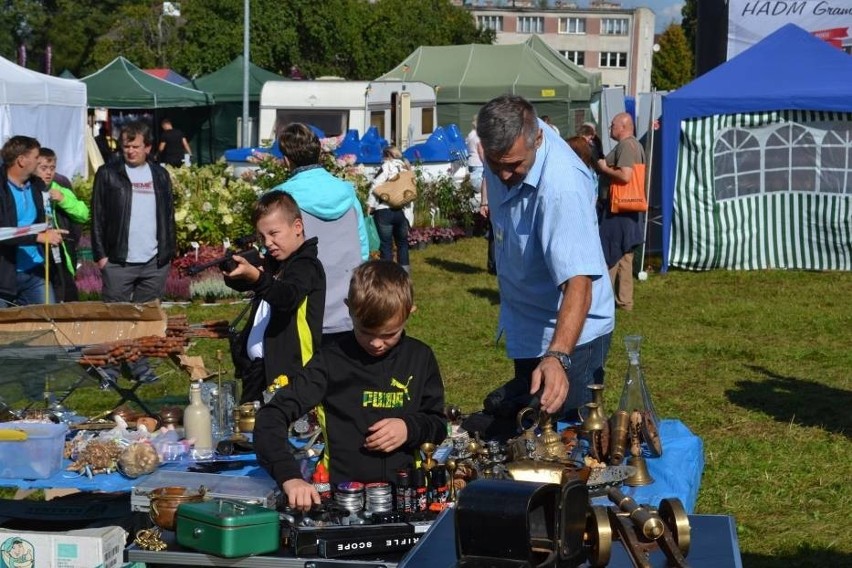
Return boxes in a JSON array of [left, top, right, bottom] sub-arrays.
[[36, 229, 67, 246], [224, 254, 261, 282], [283, 478, 321, 512], [364, 418, 408, 453], [596, 158, 609, 174], [97, 257, 108, 269], [530, 356, 569, 415], [48, 188, 65, 202]]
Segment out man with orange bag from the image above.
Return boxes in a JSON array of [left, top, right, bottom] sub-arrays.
[[596, 112, 645, 311]]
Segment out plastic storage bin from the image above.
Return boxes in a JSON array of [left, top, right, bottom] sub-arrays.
[[0, 422, 68, 479]]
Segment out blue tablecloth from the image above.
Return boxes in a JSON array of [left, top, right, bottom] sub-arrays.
[[4, 420, 703, 513], [591, 419, 704, 513], [3, 453, 271, 492]]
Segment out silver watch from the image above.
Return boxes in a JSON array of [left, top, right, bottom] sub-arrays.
[[543, 350, 572, 371]]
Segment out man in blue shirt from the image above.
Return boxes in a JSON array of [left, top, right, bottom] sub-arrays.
[[478, 95, 614, 420], [0, 136, 66, 306]]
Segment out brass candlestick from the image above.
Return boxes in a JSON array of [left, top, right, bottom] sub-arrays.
[[445, 459, 458, 501]]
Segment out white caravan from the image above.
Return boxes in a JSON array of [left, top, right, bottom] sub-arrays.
[[258, 80, 437, 150]]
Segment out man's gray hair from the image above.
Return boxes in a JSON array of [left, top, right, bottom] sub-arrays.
[[477, 95, 539, 156]]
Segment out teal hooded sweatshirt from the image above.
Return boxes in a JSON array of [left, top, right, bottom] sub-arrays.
[[273, 167, 369, 261]]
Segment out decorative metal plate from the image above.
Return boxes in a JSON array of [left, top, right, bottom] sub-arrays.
[[586, 465, 636, 495]]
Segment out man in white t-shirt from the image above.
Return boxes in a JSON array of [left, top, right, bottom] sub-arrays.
[[91, 120, 176, 383]]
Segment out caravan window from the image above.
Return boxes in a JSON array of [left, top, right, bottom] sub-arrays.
[[422, 108, 434, 135], [275, 110, 348, 138], [371, 111, 386, 138]]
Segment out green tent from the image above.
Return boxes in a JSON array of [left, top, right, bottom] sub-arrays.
[[377, 36, 601, 135], [81, 56, 213, 109], [185, 56, 287, 163]]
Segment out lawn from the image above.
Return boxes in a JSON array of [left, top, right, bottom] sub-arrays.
[[8, 236, 852, 567]]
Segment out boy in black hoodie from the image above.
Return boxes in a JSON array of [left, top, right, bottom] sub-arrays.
[[254, 260, 447, 511], [225, 191, 325, 404]]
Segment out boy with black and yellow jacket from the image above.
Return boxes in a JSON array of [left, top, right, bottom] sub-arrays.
[[224, 191, 325, 405], [254, 261, 447, 509]]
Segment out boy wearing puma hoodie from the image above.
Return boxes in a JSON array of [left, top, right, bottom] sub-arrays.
[[254, 261, 447, 511], [271, 123, 369, 345]]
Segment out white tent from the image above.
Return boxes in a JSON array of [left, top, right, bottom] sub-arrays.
[[0, 56, 87, 179]]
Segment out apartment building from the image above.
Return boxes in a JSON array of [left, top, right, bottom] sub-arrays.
[[456, 1, 655, 97]]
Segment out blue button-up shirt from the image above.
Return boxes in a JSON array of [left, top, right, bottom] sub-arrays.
[[485, 120, 614, 359]]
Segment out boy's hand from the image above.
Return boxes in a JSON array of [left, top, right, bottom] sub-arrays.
[[49, 188, 65, 202], [224, 254, 261, 282], [364, 418, 408, 453], [283, 478, 321, 512]]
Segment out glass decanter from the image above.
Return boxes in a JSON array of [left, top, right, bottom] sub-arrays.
[[617, 335, 662, 457]]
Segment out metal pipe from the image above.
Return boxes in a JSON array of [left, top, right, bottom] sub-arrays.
[[241, 0, 250, 148]]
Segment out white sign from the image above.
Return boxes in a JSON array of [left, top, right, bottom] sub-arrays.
[[728, 1, 852, 59]]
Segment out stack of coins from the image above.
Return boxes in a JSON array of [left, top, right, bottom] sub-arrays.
[[365, 482, 394, 514], [335, 481, 365, 515]]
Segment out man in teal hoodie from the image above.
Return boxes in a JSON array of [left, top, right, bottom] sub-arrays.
[[271, 123, 369, 345]]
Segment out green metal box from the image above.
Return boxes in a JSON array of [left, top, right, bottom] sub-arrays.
[[176, 499, 280, 558]]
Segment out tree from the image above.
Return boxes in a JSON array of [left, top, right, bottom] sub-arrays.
[[651, 23, 693, 91], [44, 0, 145, 76], [0, 0, 48, 69], [681, 0, 697, 59]]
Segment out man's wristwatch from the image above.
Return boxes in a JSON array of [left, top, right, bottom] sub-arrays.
[[542, 350, 572, 372]]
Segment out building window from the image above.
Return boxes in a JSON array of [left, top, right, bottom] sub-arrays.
[[560, 50, 585, 66], [517, 16, 544, 34], [477, 15, 503, 32], [558, 17, 586, 34], [601, 18, 629, 35], [599, 52, 628, 68]]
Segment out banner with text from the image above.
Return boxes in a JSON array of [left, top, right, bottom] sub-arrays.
[[728, 1, 852, 59]]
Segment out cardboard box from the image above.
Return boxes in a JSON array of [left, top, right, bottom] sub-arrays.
[[0, 301, 167, 347], [0, 526, 126, 568]]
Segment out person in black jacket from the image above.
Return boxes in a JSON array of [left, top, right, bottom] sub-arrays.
[[224, 191, 326, 404], [254, 260, 447, 511], [91, 120, 176, 383], [0, 136, 66, 306]]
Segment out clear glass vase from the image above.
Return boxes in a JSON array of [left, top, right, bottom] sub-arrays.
[[617, 335, 662, 456]]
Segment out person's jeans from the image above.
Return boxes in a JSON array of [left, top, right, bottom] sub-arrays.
[[514, 331, 613, 421], [0, 271, 56, 306], [373, 208, 410, 266]]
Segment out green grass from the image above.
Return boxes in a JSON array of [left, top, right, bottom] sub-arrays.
[[5, 237, 852, 566]]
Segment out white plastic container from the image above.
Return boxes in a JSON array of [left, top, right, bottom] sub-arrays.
[[0, 421, 68, 479]]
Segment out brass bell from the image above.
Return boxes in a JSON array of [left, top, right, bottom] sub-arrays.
[[624, 453, 654, 486]]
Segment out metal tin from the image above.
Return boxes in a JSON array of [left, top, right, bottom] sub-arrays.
[[176, 499, 279, 558]]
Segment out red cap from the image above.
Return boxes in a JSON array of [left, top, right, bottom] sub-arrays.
[[312, 462, 330, 483]]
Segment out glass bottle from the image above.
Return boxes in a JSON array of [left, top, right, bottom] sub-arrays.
[[184, 381, 214, 453], [617, 335, 662, 456]]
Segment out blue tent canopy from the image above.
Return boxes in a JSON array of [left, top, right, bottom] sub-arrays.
[[660, 24, 852, 271]]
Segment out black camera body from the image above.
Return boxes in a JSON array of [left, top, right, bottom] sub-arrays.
[[217, 247, 261, 274], [186, 236, 261, 276]]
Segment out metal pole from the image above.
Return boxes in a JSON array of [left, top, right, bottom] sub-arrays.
[[638, 91, 656, 281], [241, 0, 250, 147]]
